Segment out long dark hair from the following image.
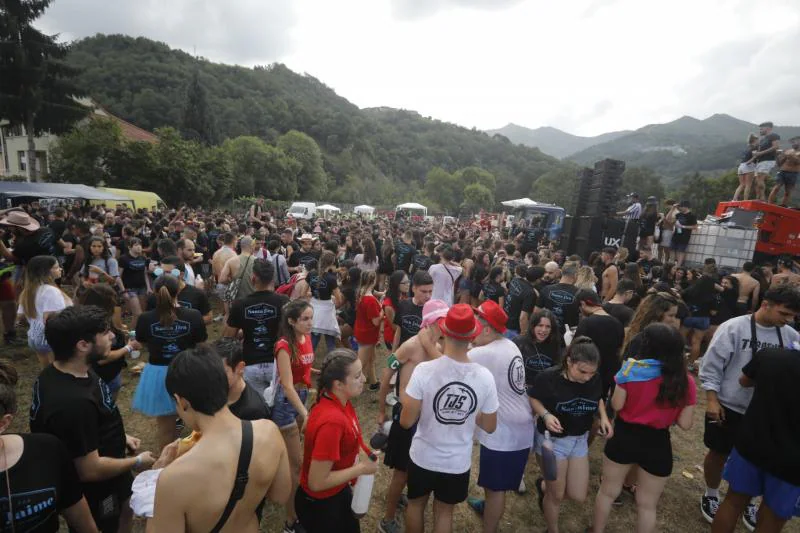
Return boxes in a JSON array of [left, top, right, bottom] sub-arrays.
[[561, 336, 600, 373], [640, 323, 688, 407], [79, 283, 123, 335], [278, 300, 312, 363], [386, 270, 406, 306], [528, 309, 559, 348], [362, 238, 377, 264], [83, 235, 111, 275], [154, 274, 180, 326]]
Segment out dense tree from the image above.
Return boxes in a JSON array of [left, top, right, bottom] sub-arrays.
[[0, 0, 89, 180], [276, 130, 327, 199], [529, 165, 581, 212], [423, 167, 459, 213], [462, 183, 494, 212], [48, 117, 124, 186], [621, 167, 666, 205], [181, 70, 216, 144]]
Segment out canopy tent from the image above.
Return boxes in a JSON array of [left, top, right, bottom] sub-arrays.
[[501, 197, 546, 208], [0, 182, 131, 207], [395, 202, 428, 217], [353, 205, 374, 215], [316, 204, 341, 212]]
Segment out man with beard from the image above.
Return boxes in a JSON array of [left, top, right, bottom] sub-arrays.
[[30, 306, 156, 532]]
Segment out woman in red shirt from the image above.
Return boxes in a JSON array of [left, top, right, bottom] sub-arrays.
[[382, 271, 408, 350], [296, 349, 377, 533], [353, 270, 383, 392], [273, 299, 317, 533], [590, 323, 696, 533]]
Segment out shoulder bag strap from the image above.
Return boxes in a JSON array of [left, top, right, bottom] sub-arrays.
[[210, 420, 253, 533]]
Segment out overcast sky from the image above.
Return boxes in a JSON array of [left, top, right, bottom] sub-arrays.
[[39, 0, 800, 136]]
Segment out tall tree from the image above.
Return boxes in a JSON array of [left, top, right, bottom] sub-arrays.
[[0, 0, 89, 180], [277, 130, 327, 199], [181, 70, 215, 144]]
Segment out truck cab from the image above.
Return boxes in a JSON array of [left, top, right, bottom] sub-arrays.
[[512, 204, 566, 242]]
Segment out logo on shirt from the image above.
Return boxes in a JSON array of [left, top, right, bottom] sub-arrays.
[[548, 290, 575, 305], [433, 381, 478, 425], [29, 379, 41, 421], [508, 356, 526, 395], [1, 488, 57, 531], [151, 320, 191, 340], [245, 303, 277, 321], [401, 315, 422, 334], [99, 377, 117, 412], [556, 397, 598, 415], [177, 299, 194, 310]]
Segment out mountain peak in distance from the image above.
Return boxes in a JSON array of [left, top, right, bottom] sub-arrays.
[[486, 123, 631, 159]]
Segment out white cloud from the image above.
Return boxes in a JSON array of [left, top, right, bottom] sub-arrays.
[[38, 0, 800, 135]]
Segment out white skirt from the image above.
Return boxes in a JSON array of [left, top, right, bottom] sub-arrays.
[[311, 298, 341, 338]]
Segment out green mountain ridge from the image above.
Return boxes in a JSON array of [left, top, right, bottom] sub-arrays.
[[64, 34, 572, 206]]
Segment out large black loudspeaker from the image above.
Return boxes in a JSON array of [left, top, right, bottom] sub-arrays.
[[581, 159, 626, 218], [623, 220, 639, 251], [569, 215, 605, 258]]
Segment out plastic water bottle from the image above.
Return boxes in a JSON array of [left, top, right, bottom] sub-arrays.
[[351, 456, 376, 518], [381, 421, 392, 435], [129, 331, 141, 359], [541, 431, 558, 481]]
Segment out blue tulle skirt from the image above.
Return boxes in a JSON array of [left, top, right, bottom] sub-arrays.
[[132, 364, 176, 417]]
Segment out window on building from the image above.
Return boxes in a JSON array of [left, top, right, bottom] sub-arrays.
[[18, 151, 26, 172]]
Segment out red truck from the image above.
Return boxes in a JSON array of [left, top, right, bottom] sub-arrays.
[[715, 200, 800, 260]]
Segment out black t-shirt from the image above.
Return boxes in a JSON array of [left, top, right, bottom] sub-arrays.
[[514, 335, 561, 388], [482, 281, 506, 304], [49, 219, 67, 253], [521, 227, 543, 253], [29, 366, 132, 508], [14, 228, 56, 266], [755, 132, 780, 162], [61, 233, 79, 272], [739, 349, 800, 485], [119, 254, 150, 290], [537, 283, 579, 334], [575, 314, 625, 394], [530, 366, 602, 437], [504, 278, 536, 331], [671, 212, 698, 245], [638, 213, 658, 238], [602, 302, 634, 327], [0, 433, 84, 533], [287, 250, 319, 269], [146, 285, 211, 317], [411, 253, 433, 273], [134, 307, 207, 366], [91, 330, 127, 385], [227, 290, 288, 365], [393, 299, 423, 347], [394, 242, 416, 273], [229, 382, 272, 421], [309, 271, 338, 301]]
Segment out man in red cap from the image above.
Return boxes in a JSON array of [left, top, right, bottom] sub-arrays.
[[466, 300, 535, 533], [400, 303, 499, 533]]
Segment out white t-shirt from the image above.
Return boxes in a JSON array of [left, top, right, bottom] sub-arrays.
[[20, 285, 72, 344], [184, 264, 196, 286], [353, 254, 378, 273], [429, 263, 463, 307], [406, 355, 499, 474], [469, 338, 535, 452]]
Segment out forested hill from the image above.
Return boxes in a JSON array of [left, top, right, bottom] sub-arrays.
[[65, 34, 572, 206]]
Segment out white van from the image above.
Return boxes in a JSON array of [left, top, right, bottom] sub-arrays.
[[287, 202, 316, 220]]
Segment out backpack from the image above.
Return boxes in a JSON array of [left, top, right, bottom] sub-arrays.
[[276, 272, 305, 297]]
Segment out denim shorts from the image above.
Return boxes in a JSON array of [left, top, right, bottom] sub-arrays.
[[272, 385, 308, 429], [534, 430, 589, 460], [683, 316, 710, 330], [124, 288, 148, 297], [243, 362, 274, 397], [724, 447, 800, 520]]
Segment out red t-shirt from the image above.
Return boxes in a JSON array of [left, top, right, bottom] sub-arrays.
[[616, 374, 697, 429], [274, 336, 314, 387], [354, 294, 381, 345], [382, 296, 396, 345], [299, 394, 364, 499]]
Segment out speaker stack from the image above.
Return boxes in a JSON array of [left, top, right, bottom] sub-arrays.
[[567, 159, 627, 257]]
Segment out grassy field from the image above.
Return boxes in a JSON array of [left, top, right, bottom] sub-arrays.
[[3, 314, 794, 533]]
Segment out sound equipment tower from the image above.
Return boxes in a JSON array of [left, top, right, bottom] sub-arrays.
[[567, 159, 627, 256]]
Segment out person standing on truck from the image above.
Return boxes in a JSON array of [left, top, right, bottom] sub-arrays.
[[768, 136, 800, 206], [666, 200, 697, 267], [753, 121, 781, 201]]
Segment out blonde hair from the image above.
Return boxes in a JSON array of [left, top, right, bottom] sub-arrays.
[[357, 270, 377, 303], [20, 256, 69, 319], [574, 266, 598, 291]]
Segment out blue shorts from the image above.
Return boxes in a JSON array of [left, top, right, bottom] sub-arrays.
[[124, 288, 148, 297], [683, 316, 710, 330], [534, 430, 589, 460], [776, 170, 798, 187], [503, 329, 519, 340], [477, 445, 530, 491], [272, 385, 309, 429], [724, 447, 800, 520]]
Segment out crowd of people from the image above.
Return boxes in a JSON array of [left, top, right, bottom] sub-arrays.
[[0, 195, 797, 533]]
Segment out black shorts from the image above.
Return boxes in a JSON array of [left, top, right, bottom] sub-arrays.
[[295, 485, 360, 533], [407, 460, 470, 505], [703, 405, 744, 455], [776, 170, 799, 187], [384, 404, 416, 472], [604, 418, 673, 477]]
